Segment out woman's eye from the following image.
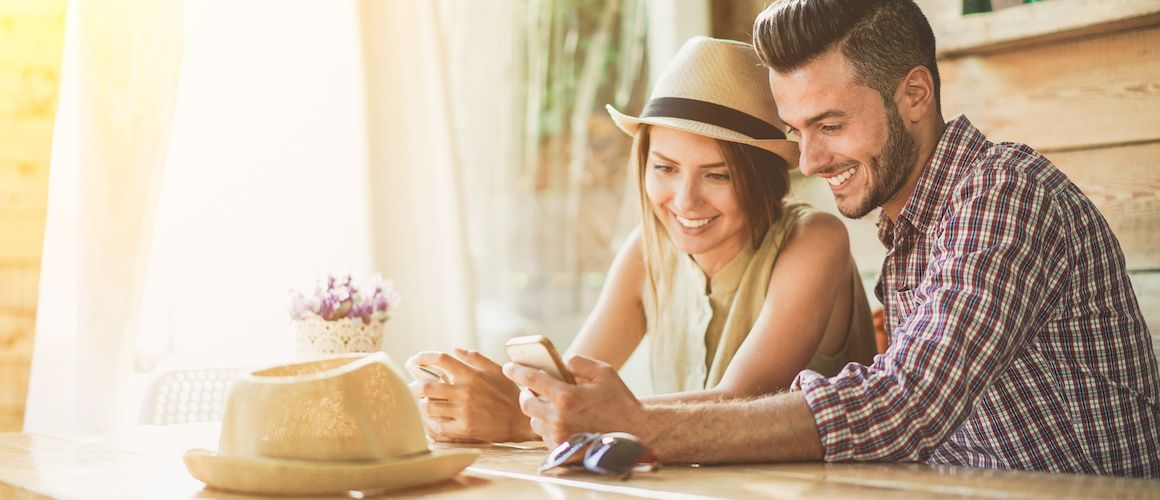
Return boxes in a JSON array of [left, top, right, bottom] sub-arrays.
[[652, 164, 675, 173], [707, 172, 730, 181]]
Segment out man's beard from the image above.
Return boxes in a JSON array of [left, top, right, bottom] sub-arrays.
[[838, 104, 917, 219]]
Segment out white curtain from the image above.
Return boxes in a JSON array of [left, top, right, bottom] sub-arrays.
[[132, 1, 376, 370], [25, 0, 184, 435], [357, 0, 479, 361], [26, 0, 477, 436]]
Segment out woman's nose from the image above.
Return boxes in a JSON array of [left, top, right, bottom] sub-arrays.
[[672, 177, 701, 211]]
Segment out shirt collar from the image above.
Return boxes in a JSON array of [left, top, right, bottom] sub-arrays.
[[895, 115, 988, 235], [682, 238, 755, 296], [875, 210, 894, 247]]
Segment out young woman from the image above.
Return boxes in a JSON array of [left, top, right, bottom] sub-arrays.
[[408, 37, 877, 443]]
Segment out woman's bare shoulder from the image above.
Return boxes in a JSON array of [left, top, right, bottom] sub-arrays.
[[786, 209, 849, 250], [608, 225, 646, 284]]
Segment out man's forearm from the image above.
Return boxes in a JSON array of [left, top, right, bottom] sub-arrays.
[[641, 387, 733, 406], [637, 391, 824, 464]]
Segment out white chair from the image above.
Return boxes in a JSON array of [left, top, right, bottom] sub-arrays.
[[139, 367, 246, 425]]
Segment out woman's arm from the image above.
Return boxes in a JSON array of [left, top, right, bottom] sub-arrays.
[[644, 211, 854, 404], [564, 227, 648, 369]]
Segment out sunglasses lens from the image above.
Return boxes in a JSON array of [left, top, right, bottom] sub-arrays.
[[583, 432, 656, 475], [539, 433, 599, 473]]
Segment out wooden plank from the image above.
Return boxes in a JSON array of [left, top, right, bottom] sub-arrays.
[[738, 1, 1160, 57], [1130, 272, 1159, 334], [1048, 142, 1160, 271], [0, 119, 54, 216], [0, 66, 60, 121], [468, 444, 1160, 499], [710, 0, 766, 42], [939, 26, 1160, 152], [0, 5, 60, 435], [0, 1, 65, 17], [0, 358, 30, 409], [0, 211, 46, 261], [0, 307, 35, 431], [0, 307, 36, 355], [0, 9, 65, 123], [0, 160, 48, 212], [0, 119, 55, 163], [0, 15, 66, 68], [0, 263, 39, 309], [920, 0, 1160, 57], [0, 407, 22, 432], [1128, 272, 1160, 362]]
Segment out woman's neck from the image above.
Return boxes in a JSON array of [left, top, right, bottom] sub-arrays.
[[690, 237, 746, 279]]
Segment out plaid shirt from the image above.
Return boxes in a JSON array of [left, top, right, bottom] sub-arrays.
[[793, 116, 1160, 477]]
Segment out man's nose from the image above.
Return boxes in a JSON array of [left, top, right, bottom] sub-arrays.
[[796, 134, 829, 177]]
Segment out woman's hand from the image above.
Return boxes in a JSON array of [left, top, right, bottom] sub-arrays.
[[504, 355, 648, 447], [407, 347, 538, 443]]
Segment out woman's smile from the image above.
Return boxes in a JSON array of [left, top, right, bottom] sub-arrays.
[[671, 211, 720, 235]]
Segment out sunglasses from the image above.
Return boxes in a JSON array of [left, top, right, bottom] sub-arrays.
[[539, 432, 661, 478]]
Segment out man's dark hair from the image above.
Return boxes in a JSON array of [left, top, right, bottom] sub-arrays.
[[753, 0, 940, 109]]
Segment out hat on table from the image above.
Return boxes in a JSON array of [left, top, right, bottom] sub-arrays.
[[183, 352, 478, 495]]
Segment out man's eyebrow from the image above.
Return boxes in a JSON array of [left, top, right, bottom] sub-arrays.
[[650, 151, 726, 169]]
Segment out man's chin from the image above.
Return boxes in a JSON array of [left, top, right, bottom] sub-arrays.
[[834, 196, 875, 219]]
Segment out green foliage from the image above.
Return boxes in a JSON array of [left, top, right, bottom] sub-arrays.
[[523, 0, 647, 140]]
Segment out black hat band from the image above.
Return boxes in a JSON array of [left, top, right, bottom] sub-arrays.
[[640, 97, 785, 140]]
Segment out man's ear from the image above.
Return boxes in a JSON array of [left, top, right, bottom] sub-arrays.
[[895, 66, 935, 123]]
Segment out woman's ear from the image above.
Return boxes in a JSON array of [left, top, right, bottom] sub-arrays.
[[896, 66, 936, 123]]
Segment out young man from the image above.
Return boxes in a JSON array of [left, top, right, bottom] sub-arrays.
[[504, 0, 1160, 477]]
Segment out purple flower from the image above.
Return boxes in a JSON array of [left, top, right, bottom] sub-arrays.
[[289, 272, 399, 324]]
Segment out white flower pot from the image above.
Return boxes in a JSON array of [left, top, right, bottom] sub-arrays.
[[293, 317, 385, 358]]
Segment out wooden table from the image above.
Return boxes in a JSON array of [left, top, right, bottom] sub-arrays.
[[1, 425, 1157, 499]]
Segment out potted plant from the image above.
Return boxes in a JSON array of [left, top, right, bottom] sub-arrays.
[[288, 273, 400, 357]]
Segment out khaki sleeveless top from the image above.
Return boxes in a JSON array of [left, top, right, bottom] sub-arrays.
[[644, 202, 877, 394]]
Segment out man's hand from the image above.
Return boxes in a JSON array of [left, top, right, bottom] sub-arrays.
[[407, 347, 538, 443], [503, 354, 647, 447]]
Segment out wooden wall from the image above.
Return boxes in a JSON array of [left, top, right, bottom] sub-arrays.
[[0, 1, 66, 431], [711, 0, 1160, 357], [923, 0, 1160, 359]]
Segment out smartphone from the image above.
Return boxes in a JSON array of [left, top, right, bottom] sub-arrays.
[[505, 335, 575, 384]]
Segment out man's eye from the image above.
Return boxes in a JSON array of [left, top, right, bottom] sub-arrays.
[[821, 124, 843, 133], [785, 127, 799, 137]]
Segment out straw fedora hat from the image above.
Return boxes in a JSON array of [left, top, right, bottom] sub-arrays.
[[606, 36, 798, 166], [183, 352, 479, 495]]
